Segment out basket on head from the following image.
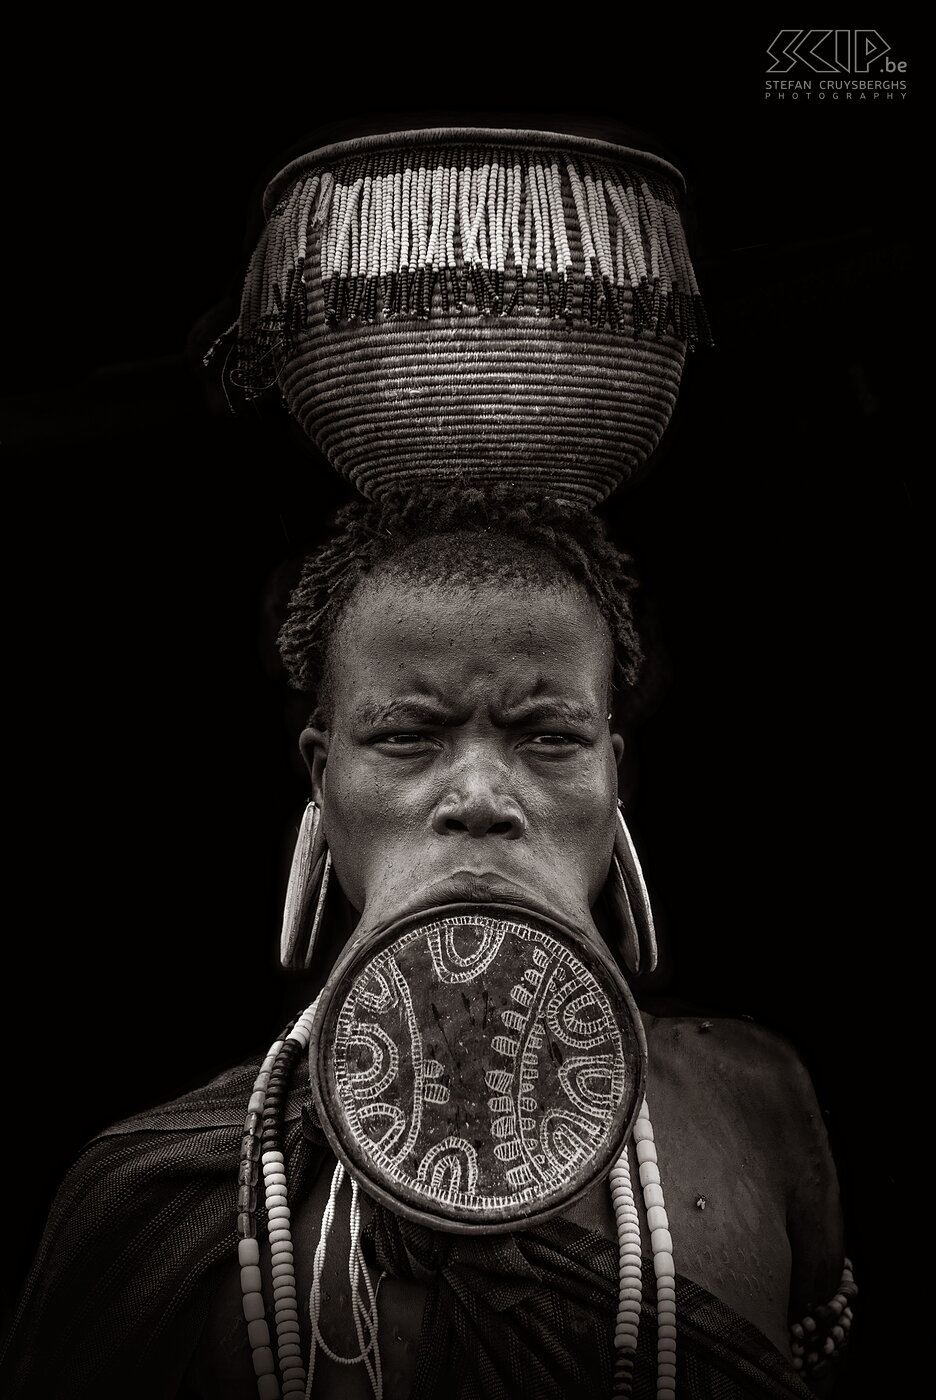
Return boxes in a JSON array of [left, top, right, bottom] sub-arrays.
[[230, 126, 711, 509]]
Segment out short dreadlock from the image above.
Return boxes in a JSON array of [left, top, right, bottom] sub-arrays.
[[278, 487, 646, 726]]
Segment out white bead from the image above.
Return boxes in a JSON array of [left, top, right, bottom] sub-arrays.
[[275, 1309, 299, 1325], [632, 1119, 654, 1142], [240, 1265, 262, 1293], [282, 1380, 306, 1394], [636, 1140, 657, 1165], [279, 1342, 303, 1360], [276, 1329, 301, 1347], [658, 1362, 677, 1378], [653, 1253, 675, 1280], [658, 1324, 677, 1341], [271, 1262, 295, 1280], [248, 1090, 266, 1113], [270, 1240, 294, 1258], [651, 1228, 673, 1255], [247, 1319, 270, 1348], [639, 1161, 661, 1187], [647, 1206, 669, 1232], [614, 1324, 639, 1344], [643, 1183, 665, 1209], [273, 1283, 297, 1299], [619, 1286, 642, 1302], [238, 1238, 261, 1266], [268, 1205, 291, 1222], [269, 1228, 292, 1244], [257, 1374, 280, 1400], [252, 1345, 276, 1377], [261, 1150, 285, 1166], [242, 1291, 265, 1322]]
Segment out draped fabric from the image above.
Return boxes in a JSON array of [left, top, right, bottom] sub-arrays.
[[366, 1210, 819, 1400], [2, 1055, 817, 1399]]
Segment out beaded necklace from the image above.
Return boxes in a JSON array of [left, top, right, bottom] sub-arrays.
[[238, 998, 676, 1400]]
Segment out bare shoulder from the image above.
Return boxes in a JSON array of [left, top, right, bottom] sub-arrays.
[[644, 1012, 846, 1319]]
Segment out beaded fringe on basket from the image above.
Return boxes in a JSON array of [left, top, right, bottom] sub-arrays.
[[231, 147, 712, 398]]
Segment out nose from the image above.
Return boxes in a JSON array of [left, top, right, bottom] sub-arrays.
[[430, 769, 527, 839]]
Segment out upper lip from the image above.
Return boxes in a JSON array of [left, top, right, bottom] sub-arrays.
[[398, 872, 556, 923]]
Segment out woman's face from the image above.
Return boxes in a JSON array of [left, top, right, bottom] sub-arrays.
[[302, 572, 624, 941]]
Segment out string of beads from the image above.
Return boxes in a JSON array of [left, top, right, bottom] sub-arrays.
[[610, 1097, 677, 1399], [237, 1001, 319, 1399], [789, 1259, 857, 1374]]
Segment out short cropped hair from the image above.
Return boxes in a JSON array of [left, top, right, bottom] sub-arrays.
[[278, 488, 646, 725]]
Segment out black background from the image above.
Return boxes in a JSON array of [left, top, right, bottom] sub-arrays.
[[3, 24, 919, 1398]]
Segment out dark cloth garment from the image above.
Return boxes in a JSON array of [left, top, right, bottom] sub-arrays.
[[367, 1211, 819, 1400], [1, 1056, 817, 1400]]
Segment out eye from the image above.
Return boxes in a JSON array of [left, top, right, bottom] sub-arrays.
[[371, 732, 438, 752], [522, 733, 587, 751]]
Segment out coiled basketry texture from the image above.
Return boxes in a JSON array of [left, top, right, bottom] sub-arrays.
[[231, 129, 710, 507]]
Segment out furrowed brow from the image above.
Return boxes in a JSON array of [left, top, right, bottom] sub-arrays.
[[353, 697, 454, 727], [499, 699, 600, 727]]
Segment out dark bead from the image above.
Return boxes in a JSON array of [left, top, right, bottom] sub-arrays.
[[545, 270, 556, 318], [237, 1213, 255, 1239], [238, 1183, 258, 1212]]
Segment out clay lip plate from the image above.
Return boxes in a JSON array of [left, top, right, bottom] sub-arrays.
[[310, 902, 647, 1234]]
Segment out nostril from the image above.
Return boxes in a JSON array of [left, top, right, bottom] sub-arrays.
[[488, 821, 514, 836], [444, 818, 468, 832]]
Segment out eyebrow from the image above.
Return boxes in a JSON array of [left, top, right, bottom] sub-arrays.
[[351, 697, 600, 728], [496, 700, 600, 727], [352, 698, 456, 727]]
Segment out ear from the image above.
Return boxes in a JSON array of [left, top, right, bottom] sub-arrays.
[[299, 726, 330, 805], [611, 731, 625, 767]]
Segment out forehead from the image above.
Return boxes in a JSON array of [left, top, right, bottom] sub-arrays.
[[329, 575, 612, 716]]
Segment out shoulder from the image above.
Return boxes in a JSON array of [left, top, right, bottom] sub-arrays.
[[643, 1011, 823, 1111], [0, 1056, 291, 1397], [644, 1011, 835, 1176], [644, 1012, 845, 1318]]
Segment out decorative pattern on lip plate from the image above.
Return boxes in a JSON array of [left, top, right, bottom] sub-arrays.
[[313, 905, 645, 1231]]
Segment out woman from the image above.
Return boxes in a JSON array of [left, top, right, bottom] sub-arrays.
[[6, 105, 874, 1396], [0, 492, 852, 1399]]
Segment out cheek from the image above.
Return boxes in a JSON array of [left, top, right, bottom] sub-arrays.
[[567, 750, 619, 896], [320, 741, 420, 883]]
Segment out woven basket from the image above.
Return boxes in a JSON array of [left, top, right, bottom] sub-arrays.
[[233, 128, 709, 508]]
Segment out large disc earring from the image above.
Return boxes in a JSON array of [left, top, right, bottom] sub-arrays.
[[602, 803, 658, 976], [280, 801, 332, 970]]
